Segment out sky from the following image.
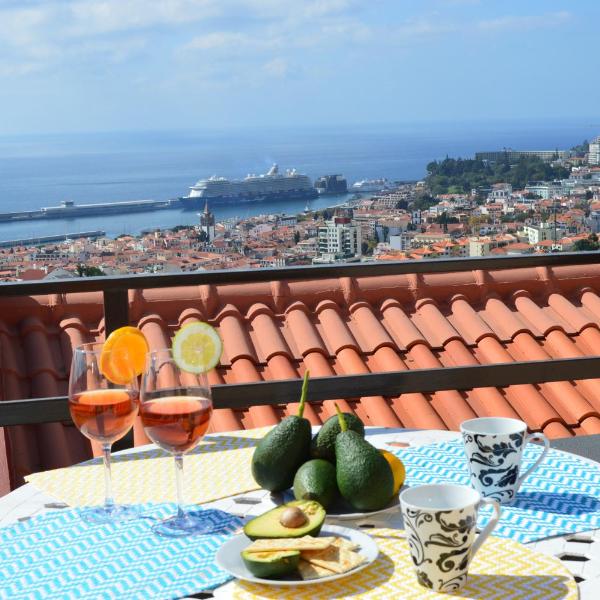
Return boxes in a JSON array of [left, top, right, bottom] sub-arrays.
[[0, 0, 598, 135]]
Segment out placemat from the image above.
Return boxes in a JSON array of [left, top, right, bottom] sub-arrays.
[[392, 439, 600, 544], [223, 529, 577, 599], [0, 503, 241, 600], [26, 428, 270, 507]]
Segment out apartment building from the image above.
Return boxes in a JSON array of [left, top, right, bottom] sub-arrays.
[[589, 136, 600, 166], [316, 217, 362, 262]]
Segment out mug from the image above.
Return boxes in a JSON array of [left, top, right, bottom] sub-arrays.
[[400, 484, 501, 593], [461, 417, 549, 504]]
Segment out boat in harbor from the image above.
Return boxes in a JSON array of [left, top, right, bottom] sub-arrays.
[[350, 178, 394, 193], [180, 164, 318, 209]]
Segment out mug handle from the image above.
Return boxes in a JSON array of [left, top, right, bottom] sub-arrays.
[[516, 432, 550, 491], [470, 497, 501, 561]]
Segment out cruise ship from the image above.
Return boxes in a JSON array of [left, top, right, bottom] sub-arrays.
[[350, 178, 394, 193], [180, 164, 318, 209]]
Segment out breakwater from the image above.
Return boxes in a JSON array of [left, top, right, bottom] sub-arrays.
[[0, 199, 179, 224], [0, 231, 106, 248]]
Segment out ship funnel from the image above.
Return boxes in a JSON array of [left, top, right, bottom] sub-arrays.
[[267, 164, 278, 176]]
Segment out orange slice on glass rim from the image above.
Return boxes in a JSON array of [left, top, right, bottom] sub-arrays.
[[172, 322, 223, 374], [100, 326, 149, 384]]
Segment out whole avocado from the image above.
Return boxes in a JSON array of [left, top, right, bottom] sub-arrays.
[[334, 406, 394, 511], [293, 459, 338, 509], [251, 371, 312, 492], [311, 412, 364, 461]]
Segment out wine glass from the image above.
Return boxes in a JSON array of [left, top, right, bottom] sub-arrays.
[[140, 348, 214, 536], [68, 342, 140, 522]]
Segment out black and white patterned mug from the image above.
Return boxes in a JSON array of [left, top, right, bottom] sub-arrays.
[[400, 484, 501, 593], [461, 417, 550, 504]]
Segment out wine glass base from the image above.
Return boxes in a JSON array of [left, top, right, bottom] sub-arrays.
[[80, 504, 140, 524], [152, 512, 221, 537]]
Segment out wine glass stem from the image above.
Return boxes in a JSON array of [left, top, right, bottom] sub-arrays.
[[102, 443, 115, 511], [174, 453, 185, 519]]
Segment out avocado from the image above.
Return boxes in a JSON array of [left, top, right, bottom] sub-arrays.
[[311, 412, 365, 461], [243, 500, 326, 540], [334, 406, 394, 511], [293, 459, 338, 509], [251, 371, 312, 491], [241, 549, 300, 579]]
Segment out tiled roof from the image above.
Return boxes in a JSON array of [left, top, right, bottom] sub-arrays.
[[3, 263, 600, 488]]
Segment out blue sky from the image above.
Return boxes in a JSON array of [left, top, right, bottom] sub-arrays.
[[0, 0, 598, 135]]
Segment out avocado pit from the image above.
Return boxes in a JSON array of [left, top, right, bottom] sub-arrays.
[[279, 506, 308, 528]]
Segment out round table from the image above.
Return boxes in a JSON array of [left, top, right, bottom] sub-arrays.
[[1, 428, 599, 599]]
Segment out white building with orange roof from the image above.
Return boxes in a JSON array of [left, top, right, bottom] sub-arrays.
[[469, 236, 493, 257], [505, 242, 533, 254]]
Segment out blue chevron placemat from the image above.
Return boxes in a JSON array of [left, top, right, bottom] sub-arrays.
[[392, 440, 600, 544], [0, 503, 241, 599]]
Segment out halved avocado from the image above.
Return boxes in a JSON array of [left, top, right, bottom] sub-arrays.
[[241, 549, 300, 579], [243, 500, 326, 540]]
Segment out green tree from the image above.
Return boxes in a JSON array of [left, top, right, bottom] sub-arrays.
[[435, 211, 459, 227], [468, 215, 488, 235], [571, 139, 589, 156], [361, 239, 378, 256], [293, 231, 301, 244], [573, 234, 600, 252], [425, 155, 569, 196], [412, 193, 436, 210], [76, 264, 105, 277]]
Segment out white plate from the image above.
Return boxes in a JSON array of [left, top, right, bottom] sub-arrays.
[[215, 524, 378, 586], [281, 487, 406, 521]]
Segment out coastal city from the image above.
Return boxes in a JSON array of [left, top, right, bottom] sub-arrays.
[[1, 136, 600, 282]]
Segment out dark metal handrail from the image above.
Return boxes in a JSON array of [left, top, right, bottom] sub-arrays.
[[1, 251, 600, 428], [2, 356, 600, 427]]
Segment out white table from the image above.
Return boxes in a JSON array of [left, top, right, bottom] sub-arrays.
[[1, 428, 599, 598]]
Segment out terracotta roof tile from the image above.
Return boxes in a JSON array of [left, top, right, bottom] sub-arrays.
[[284, 302, 327, 357], [316, 300, 360, 355], [5, 264, 600, 488]]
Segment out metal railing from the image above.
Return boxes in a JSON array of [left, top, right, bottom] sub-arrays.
[[1, 251, 600, 427]]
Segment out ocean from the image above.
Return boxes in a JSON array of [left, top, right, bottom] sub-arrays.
[[0, 119, 598, 241]]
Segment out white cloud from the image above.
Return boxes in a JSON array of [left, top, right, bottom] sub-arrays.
[[477, 11, 571, 32], [185, 31, 279, 52], [0, 1, 576, 84], [0, 61, 44, 77], [262, 57, 288, 78], [66, 0, 221, 36]]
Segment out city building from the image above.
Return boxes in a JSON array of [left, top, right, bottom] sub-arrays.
[[389, 233, 412, 251], [589, 136, 600, 166], [316, 217, 362, 262], [199, 201, 216, 242], [469, 237, 492, 257], [488, 183, 512, 202], [587, 211, 600, 234], [524, 182, 563, 199], [475, 150, 569, 163], [524, 223, 559, 244]]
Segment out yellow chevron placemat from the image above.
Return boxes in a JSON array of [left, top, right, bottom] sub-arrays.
[[26, 427, 271, 506], [226, 529, 577, 599]]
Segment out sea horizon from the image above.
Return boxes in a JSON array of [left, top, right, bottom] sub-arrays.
[[1, 118, 599, 241]]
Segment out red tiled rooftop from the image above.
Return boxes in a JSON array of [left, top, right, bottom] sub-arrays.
[[3, 263, 600, 489]]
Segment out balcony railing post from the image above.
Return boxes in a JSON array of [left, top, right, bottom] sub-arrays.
[[103, 288, 129, 334]]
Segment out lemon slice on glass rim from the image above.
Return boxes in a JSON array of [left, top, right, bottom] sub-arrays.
[[172, 322, 223, 374]]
